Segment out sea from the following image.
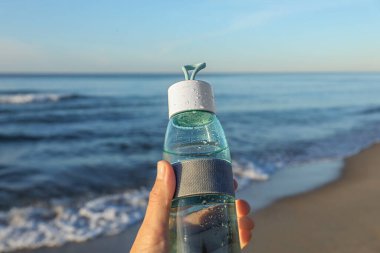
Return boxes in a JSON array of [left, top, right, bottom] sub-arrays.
[[0, 72, 380, 251]]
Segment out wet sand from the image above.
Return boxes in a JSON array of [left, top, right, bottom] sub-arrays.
[[245, 143, 380, 253]]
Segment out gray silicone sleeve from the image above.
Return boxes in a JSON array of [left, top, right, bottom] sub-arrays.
[[172, 159, 235, 198]]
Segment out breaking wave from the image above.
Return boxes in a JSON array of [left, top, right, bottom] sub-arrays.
[[0, 189, 149, 252], [0, 93, 81, 104]]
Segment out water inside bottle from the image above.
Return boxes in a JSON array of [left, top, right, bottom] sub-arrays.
[[169, 194, 240, 253]]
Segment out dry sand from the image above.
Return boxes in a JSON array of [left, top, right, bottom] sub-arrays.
[[245, 143, 380, 253]]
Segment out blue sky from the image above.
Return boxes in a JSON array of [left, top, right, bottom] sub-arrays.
[[0, 0, 379, 73]]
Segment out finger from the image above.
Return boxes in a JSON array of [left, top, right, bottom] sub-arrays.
[[236, 199, 251, 217], [233, 179, 238, 191], [239, 229, 252, 249], [142, 160, 176, 231], [238, 216, 255, 231]]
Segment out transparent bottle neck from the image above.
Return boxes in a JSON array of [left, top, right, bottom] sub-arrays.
[[164, 110, 231, 164]]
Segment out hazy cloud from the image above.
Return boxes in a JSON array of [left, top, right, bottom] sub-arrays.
[[0, 38, 46, 70]]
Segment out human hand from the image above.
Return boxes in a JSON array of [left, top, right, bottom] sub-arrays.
[[130, 160, 254, 253]]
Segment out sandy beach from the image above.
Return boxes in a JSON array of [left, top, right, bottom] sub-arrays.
[[245, 143, 380, 253], [17, 143, 380, 253]]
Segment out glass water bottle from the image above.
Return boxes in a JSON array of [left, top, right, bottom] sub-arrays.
[[163, 63, 240, 253]]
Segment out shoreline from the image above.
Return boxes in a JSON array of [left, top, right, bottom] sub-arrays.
[[245, 143, 380, 252], [16, 143, 380, 253], [237, 158, 343, 212]]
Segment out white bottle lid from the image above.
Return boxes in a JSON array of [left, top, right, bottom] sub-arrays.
[[168, 63, 215, 118]]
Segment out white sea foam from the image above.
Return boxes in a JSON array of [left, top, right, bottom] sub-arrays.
[[0, 93, 75, 104], [0, 189, 149, 252], [0, 160, 268, 252], [232, 160, 269, 189]]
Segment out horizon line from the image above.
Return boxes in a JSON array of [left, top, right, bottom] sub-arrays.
[[0, 70, 379, 77]]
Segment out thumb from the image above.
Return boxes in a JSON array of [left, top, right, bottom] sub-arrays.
[[142, 160, 176, 233], [131, 161, 176, 253]]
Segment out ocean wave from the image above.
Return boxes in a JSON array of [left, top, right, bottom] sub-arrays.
[[0, 93, 81, 104], [0, 189, 149, 252], [358, 106, 380, 115], [0, 159, 267, 252], [0, 133, 44, 142], [232, 160, 269, 189], [0, 130, 98, 143]]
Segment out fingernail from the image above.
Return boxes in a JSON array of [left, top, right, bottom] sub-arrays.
[[157, 161, 165, 180]]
